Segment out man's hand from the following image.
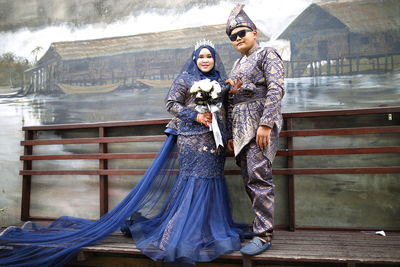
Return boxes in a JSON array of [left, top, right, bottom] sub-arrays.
[[227, 139, 234, 155], [225, 79, 234, 86], [196, 112, 212, 127], [256, 125, 272, 150], [226, 78, 243, 94]]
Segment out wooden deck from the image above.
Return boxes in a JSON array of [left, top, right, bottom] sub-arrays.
[[13, 106, 400, 266], [66, 230, 400, 267]]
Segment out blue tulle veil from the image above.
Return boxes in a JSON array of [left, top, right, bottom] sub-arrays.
[[0, 130, 179, 267]]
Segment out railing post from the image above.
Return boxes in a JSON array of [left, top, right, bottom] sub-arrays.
[[99, 127, 108, 216], [287, 118, 296, 231], [242, 256, 253, 267], [21, 130, 33, 221]]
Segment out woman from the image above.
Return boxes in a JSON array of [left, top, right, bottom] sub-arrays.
[[122, 42, 242, 264], [0, 42, 241, 266]]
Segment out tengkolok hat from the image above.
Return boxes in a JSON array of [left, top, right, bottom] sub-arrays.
[[226, 4, 257, 36]]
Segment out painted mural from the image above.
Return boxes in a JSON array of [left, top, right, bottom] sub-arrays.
[[0, 0, 399, 228]]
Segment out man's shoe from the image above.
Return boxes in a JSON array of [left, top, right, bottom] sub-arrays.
[[240, 237, 271, 256]]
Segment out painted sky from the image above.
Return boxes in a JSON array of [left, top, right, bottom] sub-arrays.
[[0, 0, 314, 62]]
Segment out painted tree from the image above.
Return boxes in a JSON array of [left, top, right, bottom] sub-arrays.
[[31, 46, 43, 64], [1, 52, 16, 87]]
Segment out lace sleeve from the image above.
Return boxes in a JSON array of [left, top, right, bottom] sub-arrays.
[[165, 76, 198, 122]]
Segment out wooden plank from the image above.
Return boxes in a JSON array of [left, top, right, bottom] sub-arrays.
[[99, 127, 108, 216], [272, 167, 400, 175], [21, 136, 166, 146], [254, 246, 400, 259], [68, 255, 160, 267], [268, 230, 400, 242], [277, 146, 400, 156], [283, 106, 400, 118], [22, 119, 171, 131], [295, 226, 400, 232], [20, 170, 103, 175], [20, 146, 399, 160], [24, 216, 61, 221], [280, 126, 400, 137], [19, 167, 400, 176], [21, 130, 33, 221], [286, 118, 295, 231], [21, 153, 159, 160], [19, 169, 177, 176]]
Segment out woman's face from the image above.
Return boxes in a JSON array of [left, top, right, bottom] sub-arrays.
[[196, 48, 215, 73]]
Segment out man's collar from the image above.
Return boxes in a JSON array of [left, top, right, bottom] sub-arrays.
[[244, 43, 259, 57]]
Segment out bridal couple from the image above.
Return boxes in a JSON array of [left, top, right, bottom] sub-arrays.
[[0, 4, 284, 266]]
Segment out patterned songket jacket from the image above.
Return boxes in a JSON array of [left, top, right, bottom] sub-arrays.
[[228, 44, 285, 163]]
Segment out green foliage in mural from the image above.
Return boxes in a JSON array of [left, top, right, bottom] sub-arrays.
[[0, 52, 32, 88]]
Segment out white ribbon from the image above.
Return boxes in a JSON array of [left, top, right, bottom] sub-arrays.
[[208, 104, 224, 149], [195, 104, 224, 149]]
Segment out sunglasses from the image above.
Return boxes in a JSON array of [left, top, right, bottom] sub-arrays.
[[229, 29, 253, 41]]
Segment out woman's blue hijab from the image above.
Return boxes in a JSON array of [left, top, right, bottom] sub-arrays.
[[182, 45, 222, 81]]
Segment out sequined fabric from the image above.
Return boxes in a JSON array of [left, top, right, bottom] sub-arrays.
[[227, 45, 285, 163], [178, 133, 225, 179], [237, 140, 274, 239]]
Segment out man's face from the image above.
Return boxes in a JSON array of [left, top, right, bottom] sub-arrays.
[[230, 26, 257, 55]]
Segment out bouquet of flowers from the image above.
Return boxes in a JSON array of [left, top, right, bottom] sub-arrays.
[[190, 78, 222, 107], [190, 78, 224, 148]]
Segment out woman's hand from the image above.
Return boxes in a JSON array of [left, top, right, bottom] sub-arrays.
[[226, 78, 243, 94], [196, 112, 212, 127]]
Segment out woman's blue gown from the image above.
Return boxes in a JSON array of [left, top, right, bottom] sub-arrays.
[[123, 132, 242, 263]]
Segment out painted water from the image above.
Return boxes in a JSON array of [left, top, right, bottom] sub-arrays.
[[3, 72, 400, 126]]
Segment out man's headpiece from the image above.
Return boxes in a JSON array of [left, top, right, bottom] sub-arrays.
[[226, 4, 257, 36]]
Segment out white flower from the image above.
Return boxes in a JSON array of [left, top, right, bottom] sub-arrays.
[[190, 82, 201, 93], [198, 79, 213, 92], [210, 91, 219, 99], [211, 81, 222, 93], [196, 92, 202, 98]]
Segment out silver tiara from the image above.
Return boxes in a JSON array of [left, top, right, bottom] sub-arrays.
[[194, 39, 215, 50]]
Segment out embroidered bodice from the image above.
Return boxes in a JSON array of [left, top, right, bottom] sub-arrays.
[[166, 73, 227, 137]]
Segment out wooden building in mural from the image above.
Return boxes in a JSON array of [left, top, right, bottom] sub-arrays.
[[27, 24, 269, 94], [279, 0, 400, 77]]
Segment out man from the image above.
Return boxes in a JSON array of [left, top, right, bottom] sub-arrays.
[[225, 4, 285, 256]]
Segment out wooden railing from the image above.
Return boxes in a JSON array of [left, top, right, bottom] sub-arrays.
[[20, 106, 400, 231]]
